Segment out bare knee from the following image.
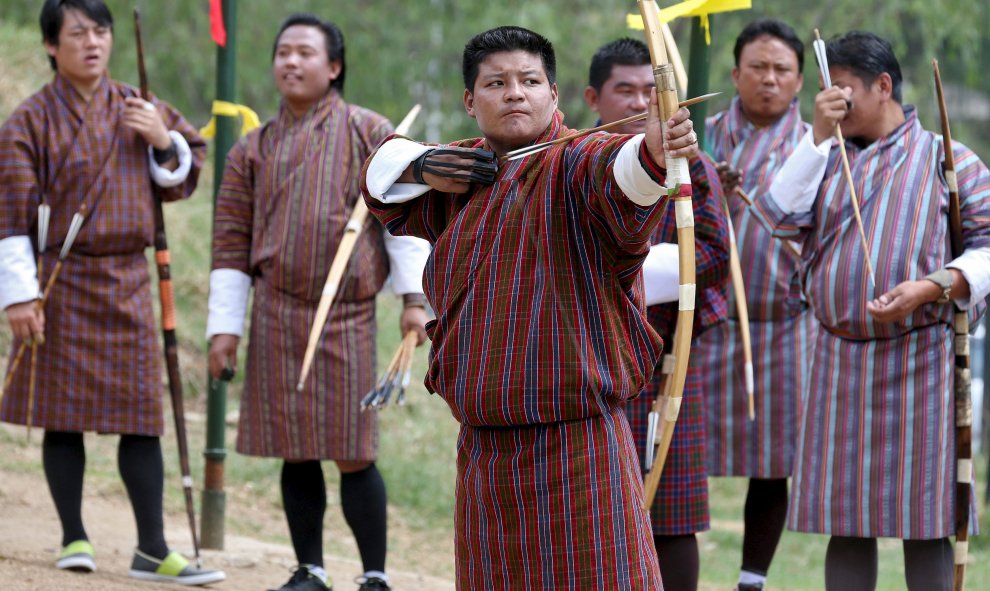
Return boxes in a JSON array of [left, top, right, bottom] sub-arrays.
[[335, 460, 372, 474]]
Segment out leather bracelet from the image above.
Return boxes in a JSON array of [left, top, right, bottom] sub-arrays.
[[153, 140, 177, 165], [402, 293, 428, 308]]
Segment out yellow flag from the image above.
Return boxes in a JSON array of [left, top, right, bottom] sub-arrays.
[[627, 0, 752, 44], [199, 100, 262, 139]]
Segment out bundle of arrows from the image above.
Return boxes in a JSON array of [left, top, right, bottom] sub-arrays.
[[360, 330, 419, 410]]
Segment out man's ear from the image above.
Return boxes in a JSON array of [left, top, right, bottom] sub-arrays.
[[550, 82, 558, 109], [875, 72, 893, 101], [795, 72, 804, 95], [583, 85, 600, 112], [44, 41, 57, 60], [731, 66, 740, 91], [463, 88, 476, 119], [327, 59, 343, 83]]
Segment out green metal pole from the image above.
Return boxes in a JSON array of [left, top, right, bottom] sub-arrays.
[[686, 15, 711, 151], [201, 0, 237, 550]]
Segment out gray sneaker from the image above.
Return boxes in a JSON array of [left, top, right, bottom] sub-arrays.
[[128, 550, 226, 586]]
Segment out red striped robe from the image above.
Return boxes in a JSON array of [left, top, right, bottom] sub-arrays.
[[363, 112, 666, 590], [0, 74, 205, 435], [626, 154, 730, 535], [755, 107, 990, 538], [212, 91, 392, 460]]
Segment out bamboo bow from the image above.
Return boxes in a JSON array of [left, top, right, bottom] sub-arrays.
[[296, 104, 422, 392], [933, 59, 972, 591], [638, 0, 698, 510]]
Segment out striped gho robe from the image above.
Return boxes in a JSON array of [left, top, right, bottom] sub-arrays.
[[210, 91, 417, 461], [699, 97, 816, 478], [0, 74, 205, 435], [754, 107, 990, 539], [625, 154, 730, 535], [363, 111, 667, 590]]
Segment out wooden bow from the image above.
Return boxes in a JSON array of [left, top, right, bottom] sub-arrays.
[[638, 0, 698, 510], [296, 104, 422, 392], [933, 58, 971, 591]]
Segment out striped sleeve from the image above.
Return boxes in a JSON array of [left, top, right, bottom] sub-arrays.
[[211, 137, 254, 274]]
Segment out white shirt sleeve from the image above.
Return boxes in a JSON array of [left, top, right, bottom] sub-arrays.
[[365, 138, 432, 203], [383, 231, 430, 295], [148, 130, 193, 188], [642, 242, 680, 306], [613, 135, 666, 207], [947, 246, 990, 310], [0, 235, 39, 310], [767, 129, 832, 214], [206, 268, 252, 339]]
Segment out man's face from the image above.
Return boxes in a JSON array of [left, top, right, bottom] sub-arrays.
[[731, 35, 803, 126], [464, 50, 558, 155], [45, 9, 112, 90], [273, 25, 341, 113], [584, 64, 654, 134], [829, 66, 887, 141]]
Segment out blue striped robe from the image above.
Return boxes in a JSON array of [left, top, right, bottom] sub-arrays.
[[754, 107, 990, 538], [699, 97, 816, 478]]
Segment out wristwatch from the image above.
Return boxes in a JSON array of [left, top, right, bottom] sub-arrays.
[[924, 269, 953, 304]]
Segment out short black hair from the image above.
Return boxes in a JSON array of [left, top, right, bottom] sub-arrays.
[[826, 31, 902, 103], [40, 0, 114, 71], [272, 13, 346, 93], [462, 26, 556, 92], [732, 19, 804, 74], [587, 37, 651, 91]]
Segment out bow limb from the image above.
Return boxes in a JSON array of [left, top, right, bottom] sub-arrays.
[[637, 0, 697, 511], [721, 198, 755, 419], [934, 59, 971, 591], [296, 105, 422, 392]]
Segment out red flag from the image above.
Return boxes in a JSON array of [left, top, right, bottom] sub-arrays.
[[210, 0, 226, 47]]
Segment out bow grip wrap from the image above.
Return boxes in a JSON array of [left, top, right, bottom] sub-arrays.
[[413, 147, 498, 186]]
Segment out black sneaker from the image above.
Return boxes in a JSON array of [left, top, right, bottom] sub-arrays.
[[355, 575, 391, 591], [735, 584, 764, 591], [269, 566, 332, 591]]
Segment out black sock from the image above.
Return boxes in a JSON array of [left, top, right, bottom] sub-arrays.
[[340, 464, 387, 573], [653, 534, 699, 591], [42, 431, 88, 546], [903, 537, 953, 591], [825, 536, 877, 591], [741, 477, 789, 575], [118, 434, 169, 559], [282, 460, 326, 567]]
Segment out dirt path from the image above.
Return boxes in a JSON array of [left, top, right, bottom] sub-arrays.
[[0, 461, 454, 591]]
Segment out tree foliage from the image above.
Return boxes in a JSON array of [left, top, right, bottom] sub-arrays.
[[3, 0, 987, 153]]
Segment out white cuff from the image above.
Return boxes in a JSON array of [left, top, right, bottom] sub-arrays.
[[206, 268, 251, 338], [0, 235, 39, 310], [384, 231, 430, 295], [768, 128, 830, 214], [947, 246, 990, 310], [366, 138, 432, 203], [614, 135, 665, 207], [148, 130, 193, 188], [642, 242, 680, 305]]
